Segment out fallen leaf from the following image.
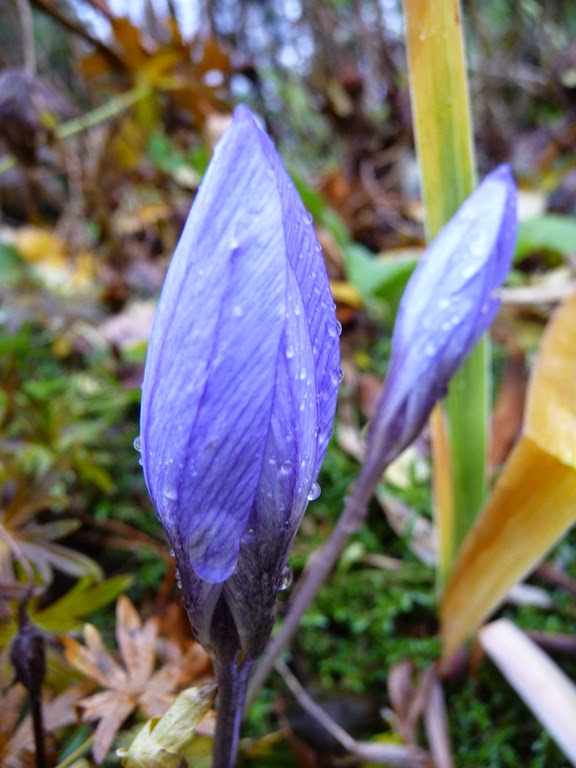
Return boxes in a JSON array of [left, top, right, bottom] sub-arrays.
[[441, 292, 576, 658], [63, 596, 211, 763], [0, 683, 89, 768]]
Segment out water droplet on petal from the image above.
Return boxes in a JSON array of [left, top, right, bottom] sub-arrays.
[[286, 345, 295, 359], [278, 564, 293, 591], [232, 305, 244, 318], [163, 486, 178, 501], [299, 367, 307, 380], [242, 527, 257, 545], [307, 482, 321, 501], [279, 460, 293, 477], [133, 436, 142, 452], [169, 548, 175, 558], [338, 367, 344, 383], [138, 458, 143, 466]]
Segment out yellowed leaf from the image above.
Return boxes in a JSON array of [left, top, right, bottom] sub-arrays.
[[13, 227, 66, 267], [441, 292, 576, 659], [330, 279, 363, 308], [117, 685, 217, 768], [525, 294, 576, 464]]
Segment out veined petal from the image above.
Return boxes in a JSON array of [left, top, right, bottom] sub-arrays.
[[141, 111, 285, 583], [250, 121, 341, 474], [140, 106, 340, 598], [365, 164, 517, 474]]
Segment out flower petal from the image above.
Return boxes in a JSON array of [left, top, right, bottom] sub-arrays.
[[140, 106, 340, 596], [365, 164, 517, 474]]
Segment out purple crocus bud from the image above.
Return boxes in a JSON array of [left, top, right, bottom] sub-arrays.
[[139, 105, 340, 663], [364, 165, 517, 479]]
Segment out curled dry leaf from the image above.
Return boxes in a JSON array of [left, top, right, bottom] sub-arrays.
[[117, 684, 217, 768]]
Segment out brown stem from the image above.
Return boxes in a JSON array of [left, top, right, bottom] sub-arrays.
[[275, 659, 431, 767]]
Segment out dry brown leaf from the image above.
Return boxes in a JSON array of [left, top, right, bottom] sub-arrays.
[[62, 596, 211, 763], [0, 683, 89, 768]]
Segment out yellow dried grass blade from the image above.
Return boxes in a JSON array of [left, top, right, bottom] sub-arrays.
[[441, 292, 576, 659]]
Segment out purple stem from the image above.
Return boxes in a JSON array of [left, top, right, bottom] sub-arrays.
[[213, 657, 254, 768], [246, 466, 379, 703]]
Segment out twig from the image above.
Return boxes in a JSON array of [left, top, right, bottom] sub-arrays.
[[57, 84, 153, 139], [30, 0, 126, 70], [16, 0, 36, 75], [500, 282, 576, 306], [275, 659, 431, 767], [0, 83, 153, 177]]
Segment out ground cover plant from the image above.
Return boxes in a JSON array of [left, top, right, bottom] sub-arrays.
[[2, 0, 576, 766]]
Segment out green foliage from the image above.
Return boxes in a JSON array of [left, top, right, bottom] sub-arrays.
[[298, 566, 438, 691], [449, 662, 574, 768], [516, 215, 576, 261], [344, 242, 417, 324]]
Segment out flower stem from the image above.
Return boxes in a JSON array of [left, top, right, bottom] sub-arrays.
[[213, 657, 253, 768], [247, 473, 375, 703]]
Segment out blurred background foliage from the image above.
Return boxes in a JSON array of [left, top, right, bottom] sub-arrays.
[[1, 0, 576, 766]]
